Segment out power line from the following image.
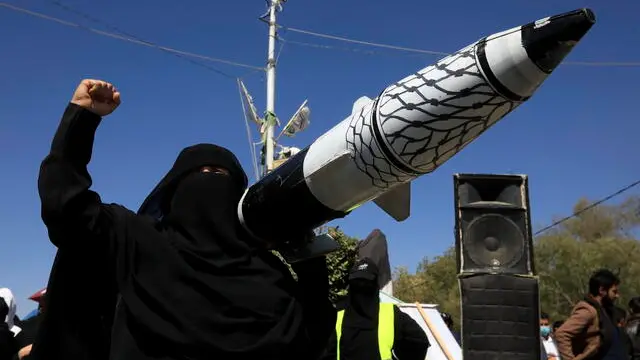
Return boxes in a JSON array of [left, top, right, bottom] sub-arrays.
[[275, 27, 287, 65], [0, 2, 264, 76], [281, 25, 640, 67], [279, 38, 392, 56], [283, 26, 447, 56], [534, 179, 640, 235], [48, 0, 235, 78]]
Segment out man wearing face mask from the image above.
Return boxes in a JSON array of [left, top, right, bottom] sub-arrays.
[[540, 312, 560, 360], [556, 269, 621, 360], [35, 79, 335, 360], [321, 258, 429, 360]]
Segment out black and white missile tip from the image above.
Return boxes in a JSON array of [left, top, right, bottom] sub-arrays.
[[522, 8, 596, 74]]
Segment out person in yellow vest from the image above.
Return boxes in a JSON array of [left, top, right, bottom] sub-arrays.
[[322, 258, 430, 360]]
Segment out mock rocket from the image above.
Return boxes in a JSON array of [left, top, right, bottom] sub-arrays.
[[238, 8, 596, 248]]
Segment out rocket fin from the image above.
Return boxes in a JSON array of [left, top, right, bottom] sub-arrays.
[[352, 96, 373, 114], [373, 182, 411, 221]]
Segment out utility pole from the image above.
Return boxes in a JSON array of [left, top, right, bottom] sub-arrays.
[[262, 0, 283, 177]]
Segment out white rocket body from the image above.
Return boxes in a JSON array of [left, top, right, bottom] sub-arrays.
[[238, 8, 595, 249], [303, 21, 569, 220]]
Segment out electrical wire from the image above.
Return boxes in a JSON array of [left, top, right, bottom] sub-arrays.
[[281, 25, 640, 67], [279, 38, 422, 58], [6, 2, 638, 69], [3, 0, 270, 178], [283, 26, 447, 56], [275, 27, 287, 65], [534, 179, 640, 235], [0, 2, 264, 75], [49, 0, 238, 78]]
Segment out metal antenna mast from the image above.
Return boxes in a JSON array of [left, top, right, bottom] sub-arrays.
[[261, 0, 285, 177]]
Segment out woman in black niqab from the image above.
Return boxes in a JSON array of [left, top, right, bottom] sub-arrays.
[[37, 97, 334, 360], [320, 259, 383, 360], [322, 259, 430, 360], [343, 260, 381, 328], [110, 144, 329, 360]]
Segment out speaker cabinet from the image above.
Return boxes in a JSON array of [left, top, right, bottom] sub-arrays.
[[453, 174, 534, 275], [460, 274, 541, 360]]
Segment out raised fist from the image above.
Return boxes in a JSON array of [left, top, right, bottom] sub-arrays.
[[71, 79, 121, 116]]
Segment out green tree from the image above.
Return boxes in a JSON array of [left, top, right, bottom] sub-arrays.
[[535, 196, 640, 321], [273, 226, 360, 304], [393, 248, 460, 329], [325, 227, 359, 303]]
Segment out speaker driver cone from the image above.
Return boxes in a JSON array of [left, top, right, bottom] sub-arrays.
[[464, 214, 525, 268]]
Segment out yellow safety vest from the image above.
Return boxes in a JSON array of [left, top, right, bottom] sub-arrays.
[[335, 302, 395, 360]]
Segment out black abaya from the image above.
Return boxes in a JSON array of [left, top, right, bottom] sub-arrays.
[[0, 298, 18, 360], [37, 103, 334, 360], [321, 259, 429, 360]]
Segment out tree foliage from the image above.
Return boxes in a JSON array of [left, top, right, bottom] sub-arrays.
[[392, 195, 640, 327], [325, 227, 359, 303], [272, 226, 359, 304]]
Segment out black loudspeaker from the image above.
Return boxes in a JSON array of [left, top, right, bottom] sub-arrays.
[[453, 174, 534, 275], [454, 174, 540, 360], [460, 274, 541, 360]]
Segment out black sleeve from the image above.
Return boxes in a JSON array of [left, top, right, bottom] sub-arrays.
[[318, 331, 337, 360], [292, 257, 337, 359], [38, 103, 125, 248], [0, 322, 18, 360], [13, 328, 30, 351], [392, 306, 430, 360], [15, 316, 38, 349]]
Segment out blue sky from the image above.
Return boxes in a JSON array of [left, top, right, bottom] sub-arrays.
[[1, 0, 639, 315]]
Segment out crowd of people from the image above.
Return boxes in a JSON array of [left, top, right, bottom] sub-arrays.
[[540, 269, 640, 360], [0, 78, 431, 360]]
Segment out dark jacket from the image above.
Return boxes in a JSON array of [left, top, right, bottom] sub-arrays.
[[626, 315, 640, 360], [0, 323, 18, 360], [14, 314, 44, 360], [0, 299, 19, 360]]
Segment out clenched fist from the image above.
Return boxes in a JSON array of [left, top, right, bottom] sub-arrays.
[[71, 79, 121, 116]]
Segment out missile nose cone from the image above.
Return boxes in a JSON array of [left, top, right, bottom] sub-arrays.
[[522, 8, 596, 73]]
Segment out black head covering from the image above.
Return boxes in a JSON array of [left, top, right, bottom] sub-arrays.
[[113, 144, 307, 358], [139, 143, 256, 259], [138, 143, 248, 220], [344, 258, 380, 330]]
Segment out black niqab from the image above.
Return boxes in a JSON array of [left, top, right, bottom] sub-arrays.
[[165, 170, 249, 260], [343, 259, 381, 329], [337, 258, 383, 360], [141, 143, 256, 261], [114, 144, 306, 358]]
